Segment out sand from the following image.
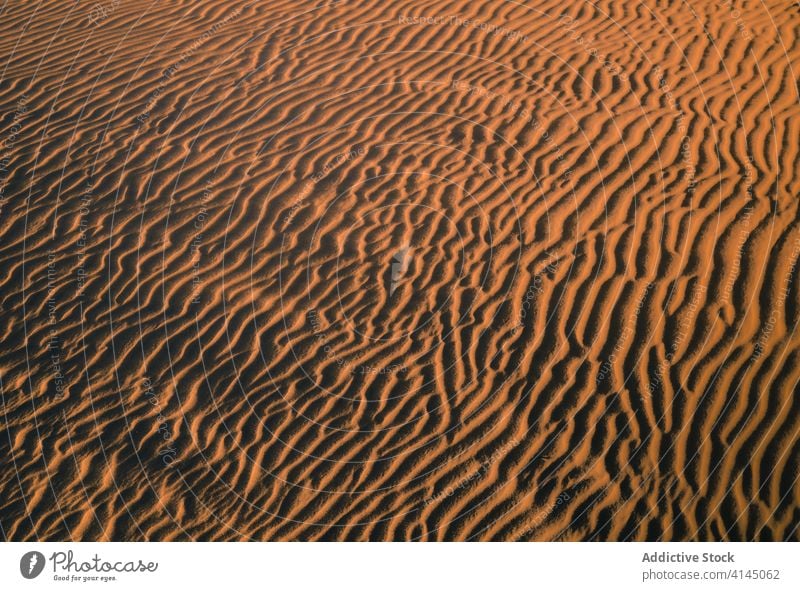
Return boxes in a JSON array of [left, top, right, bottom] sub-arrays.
[[0, 0, 798, 541]]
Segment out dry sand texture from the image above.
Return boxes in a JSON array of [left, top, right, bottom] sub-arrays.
[[1, 0, 799, 541]]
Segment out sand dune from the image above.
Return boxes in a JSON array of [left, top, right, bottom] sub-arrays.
[[0, 0, 798, 540]]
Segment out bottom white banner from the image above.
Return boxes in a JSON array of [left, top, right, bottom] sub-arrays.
[[1, 542, 796, 590]]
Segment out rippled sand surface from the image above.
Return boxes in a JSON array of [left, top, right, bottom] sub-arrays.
[[1, 0, 799, 540]]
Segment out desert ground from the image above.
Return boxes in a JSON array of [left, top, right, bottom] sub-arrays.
[[0, 0, 799, 540]]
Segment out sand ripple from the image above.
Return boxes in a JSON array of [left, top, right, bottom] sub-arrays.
[[0, 0, 799, 540]]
